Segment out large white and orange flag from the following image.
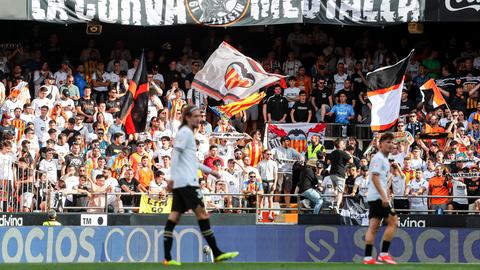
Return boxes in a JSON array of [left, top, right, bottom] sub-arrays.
[[367, 50, 413, 132], [192, 42, 283, 102]]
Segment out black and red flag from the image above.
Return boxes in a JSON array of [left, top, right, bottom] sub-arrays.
[[119, 51, 149, 135]]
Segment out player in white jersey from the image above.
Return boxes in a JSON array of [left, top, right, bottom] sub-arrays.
[[405, 169, 429, 214], [162, 105, 238, 266], [364, 132, 398, 265]]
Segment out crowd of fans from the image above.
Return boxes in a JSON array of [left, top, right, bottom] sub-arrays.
[[0, 25, 479, 215]]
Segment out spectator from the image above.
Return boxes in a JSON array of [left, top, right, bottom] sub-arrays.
[[406, 169, 429, 214], [119, 168, 146, 213], [310, 78, 333, 122], [266, 85, 289, 123], [328, 92, 355, 124], [428, 166, 451, 212], [290, 90, 313, 123], [328, 138, 353, 211], [242, 171, 264, 213], [297, 159, 323, 214], [257, 150, 278, 220]]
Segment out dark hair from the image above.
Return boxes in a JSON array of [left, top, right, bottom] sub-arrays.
[[299, 90, 307, 96], [209, 144, 218, 150], [181, 105, 199, 127], [379, 132, 395, 142]]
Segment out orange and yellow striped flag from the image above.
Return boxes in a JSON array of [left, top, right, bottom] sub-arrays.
[[210, 92, 266, 120]]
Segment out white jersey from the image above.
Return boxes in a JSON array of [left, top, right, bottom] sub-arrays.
[[354, 175, 369, 197], [333, 73, 349, 94], [367, 152, 390, 202], [452, 179, 468, 205], [321, 176, 336, 203], [407, 179, 428, 208], [391, 174, 406, 197], [224, 170, 242, 195], [39, 159, 58, 184], [171, 126, 203, 188], [283, 87, 300, 108]]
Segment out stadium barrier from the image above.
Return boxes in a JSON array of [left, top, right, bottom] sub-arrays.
[[0, 225, 479, 263]]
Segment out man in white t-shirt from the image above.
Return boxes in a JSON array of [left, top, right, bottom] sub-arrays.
[[31, 87, 52, 116], [406, 169, 428, 214], [257, 150, 278, 219], [364, 132, 397, 265], [332, 63, 349, 94], [54, 62, 71, 88], [127, 58, 139, 81], [2, 94, 22, 118], [283, 77, 300, 109]]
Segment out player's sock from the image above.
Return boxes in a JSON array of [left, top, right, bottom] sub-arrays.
[[380, 240, 391, 255], [163, 219, 177, 261], [198, 219, 222, 257], [365, 244, 373, 258]]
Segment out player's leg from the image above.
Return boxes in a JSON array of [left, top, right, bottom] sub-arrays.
[[193, 205, 239, 262], [364, 217, 381, 264], [163, 211, 182, 265], [377, 213, 398, 264]]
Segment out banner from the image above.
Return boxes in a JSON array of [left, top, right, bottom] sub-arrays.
[[340, 197, 369, 226], [1, 226, 480, 262], [303, 0, 426, 25], [266, 123, 326, 153], [139, 194, 172, 213], [28, 0, 303, 27], [436, 0, 480, 22]]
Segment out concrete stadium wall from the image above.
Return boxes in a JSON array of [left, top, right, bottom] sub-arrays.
[[0, 225, 479, 263]]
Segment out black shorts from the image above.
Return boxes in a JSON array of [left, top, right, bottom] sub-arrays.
[[262, 181, 273, 194], [449, 201, 469, 211], [171, 186, 205, 213], [368, 199, 393, 219]]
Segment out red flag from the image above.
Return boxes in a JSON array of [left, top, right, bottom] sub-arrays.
[[119, 51, 149, 135]]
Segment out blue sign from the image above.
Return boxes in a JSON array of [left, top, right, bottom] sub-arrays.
[[0, 226, 479, 263]]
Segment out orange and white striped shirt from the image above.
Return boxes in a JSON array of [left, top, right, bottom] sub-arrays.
[[244, 140, 263, 167], [11, 118, 26, 142]]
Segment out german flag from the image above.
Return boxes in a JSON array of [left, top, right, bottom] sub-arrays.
[[420, 79, 447, 111], [367, 50, 413, 132], [119, 51, 149, 135]]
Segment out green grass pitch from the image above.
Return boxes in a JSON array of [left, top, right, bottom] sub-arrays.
[[5, 263, 480, 270]]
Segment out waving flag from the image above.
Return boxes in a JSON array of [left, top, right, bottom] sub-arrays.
[[119, 51, 149, 135], [192, 42, 283, 102], [420, 79, 447, 110], [266, 123, 326, 153], [367, 50, 413, 132], [210, 92, 266, 120]]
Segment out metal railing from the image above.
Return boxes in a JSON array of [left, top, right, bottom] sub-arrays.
[[50, 191, 480, 216]]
